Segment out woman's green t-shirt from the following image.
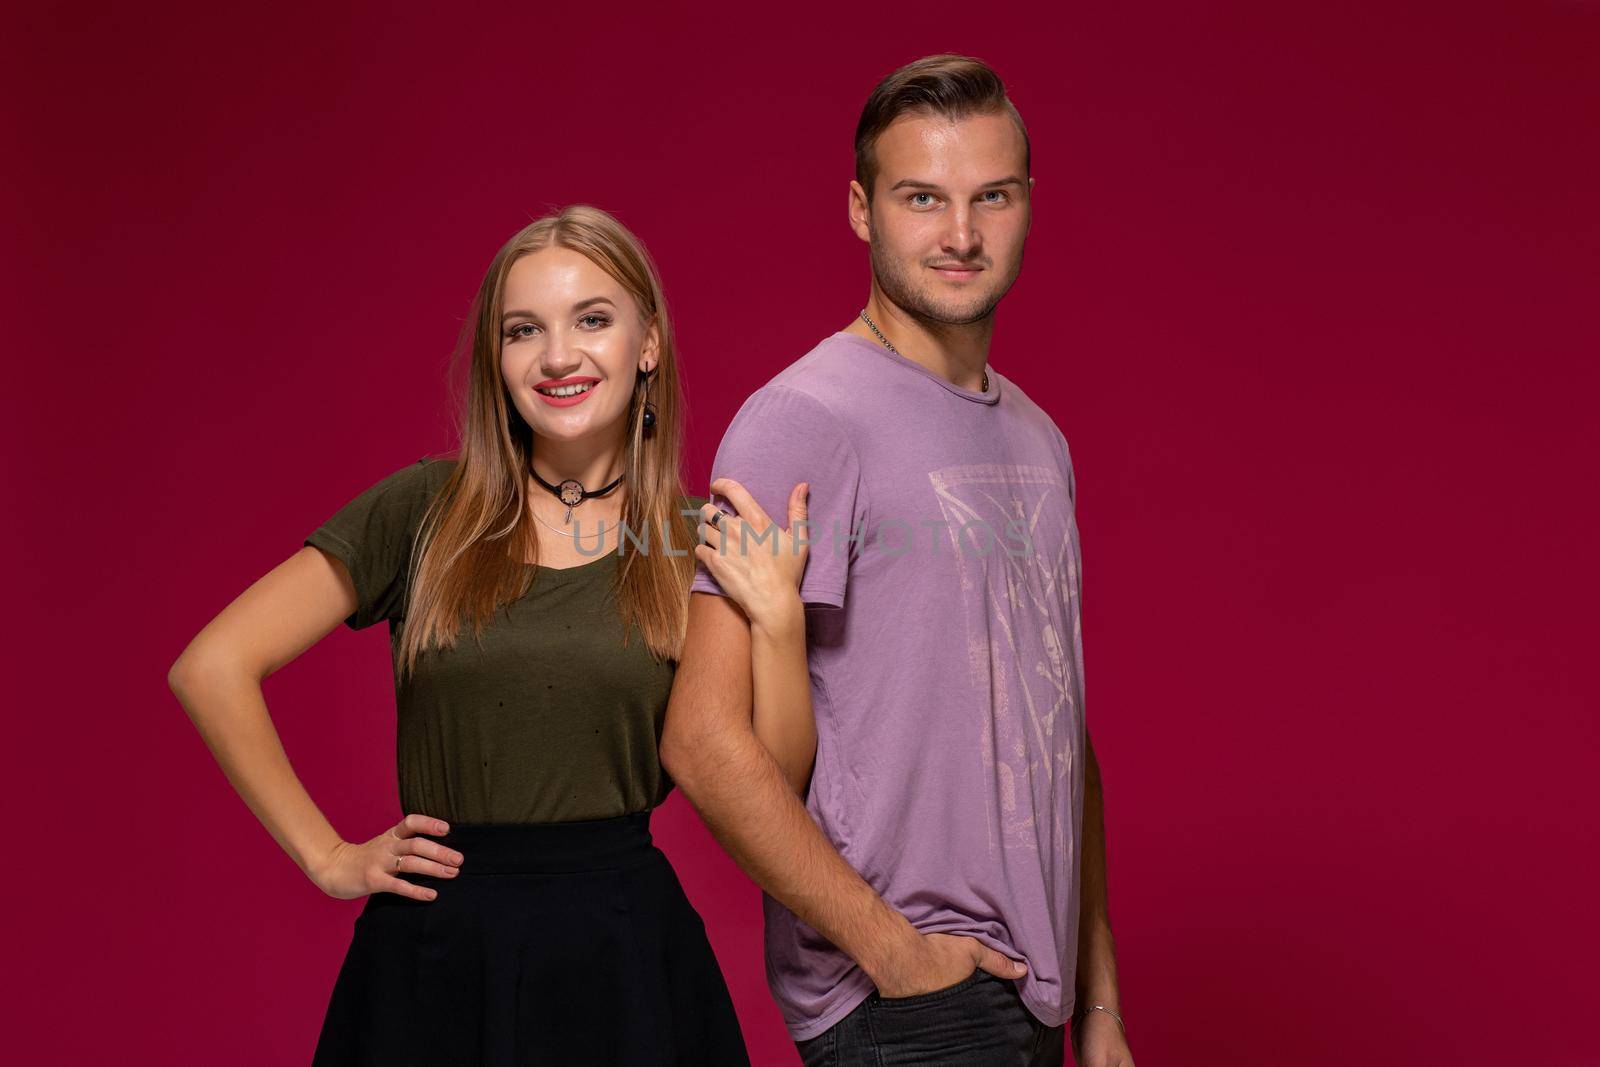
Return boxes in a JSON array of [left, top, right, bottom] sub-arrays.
[[304, 456, 706, 825]]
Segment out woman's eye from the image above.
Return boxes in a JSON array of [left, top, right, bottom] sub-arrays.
[[578, 313, 611, 329], [506, 323, 539, 340]]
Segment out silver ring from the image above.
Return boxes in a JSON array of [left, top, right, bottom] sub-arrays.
[[708, 509, 723, 531]]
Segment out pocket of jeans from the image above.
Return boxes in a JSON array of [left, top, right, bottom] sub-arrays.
[[873, 967, 985, 1009]]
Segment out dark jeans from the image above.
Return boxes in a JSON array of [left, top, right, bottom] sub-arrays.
[[795, 969, 1067, 1066]]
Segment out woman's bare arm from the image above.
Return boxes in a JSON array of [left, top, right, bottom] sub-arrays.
[[749, 598, 816, 796], [167, 546, 459, 899], [693, 478, 818, 796]]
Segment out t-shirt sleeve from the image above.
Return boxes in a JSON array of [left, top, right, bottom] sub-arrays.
[[304, 457, 449, 630], [1052, 425, 1078, 509], [689, 385, 866, 609]]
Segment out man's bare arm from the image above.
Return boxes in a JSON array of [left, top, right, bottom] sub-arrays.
[[661, 592, 1025, 994], [1074, 727, 1131, 1054]]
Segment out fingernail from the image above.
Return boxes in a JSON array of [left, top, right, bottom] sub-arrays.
[[426, 889, 437, 900]]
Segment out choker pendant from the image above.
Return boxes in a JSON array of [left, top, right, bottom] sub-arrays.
[[530, 465, 626, 525], [557, 480, 585, 524]]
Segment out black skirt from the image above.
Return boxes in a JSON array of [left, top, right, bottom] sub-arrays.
[[312, 811, 751, 1066]]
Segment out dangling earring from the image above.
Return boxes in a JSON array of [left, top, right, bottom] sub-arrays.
[[640, 365, 657, 432]]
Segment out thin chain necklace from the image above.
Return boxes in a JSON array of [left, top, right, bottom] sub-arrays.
[[528, 499, 618, 563], [529, 504, 616, 539], [859, 309, 988, 393]]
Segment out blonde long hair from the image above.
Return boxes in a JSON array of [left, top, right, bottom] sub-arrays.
[[397, 205, 695, 677]]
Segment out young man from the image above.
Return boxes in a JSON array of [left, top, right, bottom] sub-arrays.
[[662, 55, 1134, 1067]]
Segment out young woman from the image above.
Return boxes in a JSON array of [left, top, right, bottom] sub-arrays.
[[167, 204, 816, 1064]]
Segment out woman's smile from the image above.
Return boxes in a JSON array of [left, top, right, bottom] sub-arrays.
[[535, 376, 600, 406]]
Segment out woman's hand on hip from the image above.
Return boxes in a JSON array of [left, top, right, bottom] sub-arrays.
[[695, 478, 809, 633], [308, 813, 464, 901]]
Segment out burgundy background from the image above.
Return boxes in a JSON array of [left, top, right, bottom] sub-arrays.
[[7, 2, 1597, 1063]]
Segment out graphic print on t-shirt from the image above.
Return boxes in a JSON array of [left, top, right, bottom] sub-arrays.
[[928, 462, 1081, 862]]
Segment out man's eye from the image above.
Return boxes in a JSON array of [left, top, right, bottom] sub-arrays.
[[506, 323, 538, 340], [910, 192, 936, 207], [982, 190, 1008, 203]]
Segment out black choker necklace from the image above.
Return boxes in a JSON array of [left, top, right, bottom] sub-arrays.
[[529, 466, 625, 524]]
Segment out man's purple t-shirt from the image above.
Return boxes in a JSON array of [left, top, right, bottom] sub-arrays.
[[689, 331, 1088, 1041]]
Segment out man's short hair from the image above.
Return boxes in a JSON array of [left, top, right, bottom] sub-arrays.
[[854, 53, 1031, 201]]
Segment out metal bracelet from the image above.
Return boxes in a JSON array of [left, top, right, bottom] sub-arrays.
[[1075, 1003, 1125, 1033]]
